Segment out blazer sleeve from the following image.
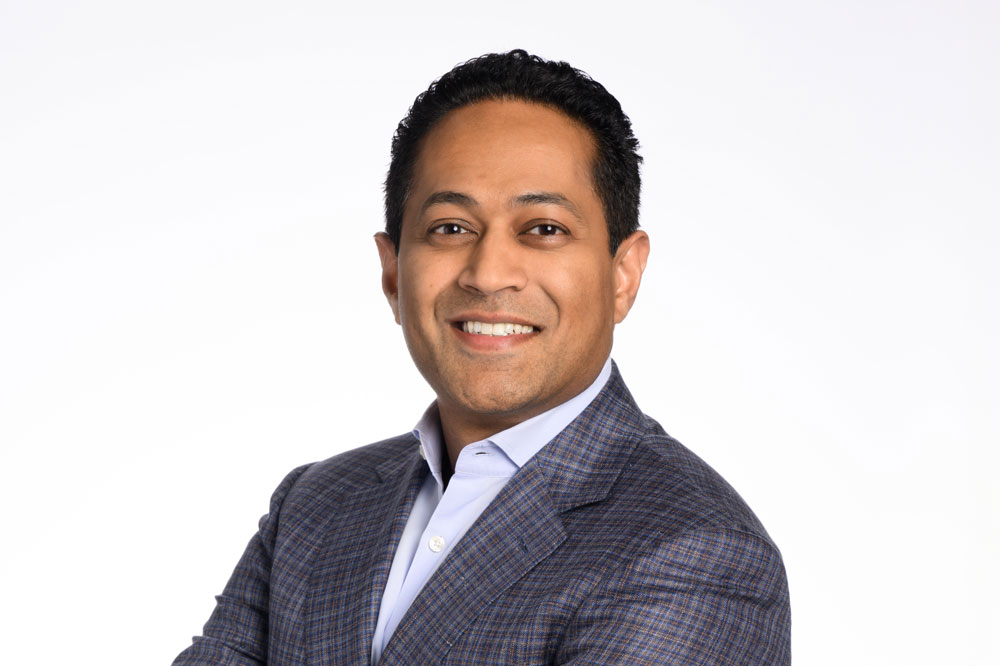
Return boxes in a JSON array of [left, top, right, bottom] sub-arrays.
[[555, 528, 791, 665], [172, 464, 312, 666]]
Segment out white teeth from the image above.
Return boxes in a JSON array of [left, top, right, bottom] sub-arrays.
[[461, 321, 535, 336]]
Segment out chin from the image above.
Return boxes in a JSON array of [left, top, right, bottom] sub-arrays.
[[451, 383, 539, 416]]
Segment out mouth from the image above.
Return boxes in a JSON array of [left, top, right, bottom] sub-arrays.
[[458, 320, 536, 337]]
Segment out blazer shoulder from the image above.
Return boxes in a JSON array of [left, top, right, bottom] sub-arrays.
[[622, 414, 777, 545], [544, 367, 778, 549], [275, 432, 419, 516]]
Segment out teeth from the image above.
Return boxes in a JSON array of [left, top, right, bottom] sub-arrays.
[[462, 321, 534, 336]]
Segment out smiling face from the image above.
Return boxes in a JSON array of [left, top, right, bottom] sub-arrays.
[[376, 99, 648, 447]]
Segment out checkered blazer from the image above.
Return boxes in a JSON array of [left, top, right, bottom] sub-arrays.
[[173, 365, 791, 664]]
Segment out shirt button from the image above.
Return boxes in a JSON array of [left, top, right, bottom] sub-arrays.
[[428, 535, 445, 552]]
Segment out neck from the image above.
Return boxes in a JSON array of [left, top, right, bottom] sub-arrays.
[[432, 359, 611, 473], [437, 407, 522, 474]]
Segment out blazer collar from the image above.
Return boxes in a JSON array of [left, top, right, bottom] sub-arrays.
[[531, 360, 647, 512], [374, 437, 424, 484]]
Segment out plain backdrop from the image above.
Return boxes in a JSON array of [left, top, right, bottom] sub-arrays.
[[1, 1, 997, 664]]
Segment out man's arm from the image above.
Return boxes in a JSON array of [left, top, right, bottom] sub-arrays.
[[556, 528, 791, 665], [172, 464, 312, 666]]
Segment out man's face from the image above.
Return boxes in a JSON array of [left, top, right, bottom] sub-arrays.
[[376, 99, 648, 442]]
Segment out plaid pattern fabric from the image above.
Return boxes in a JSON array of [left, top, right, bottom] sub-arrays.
[[173, 364, 791, 665]]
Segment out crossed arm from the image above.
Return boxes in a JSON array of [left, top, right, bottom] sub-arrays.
[[173, 468, 790, 665], [172, 465, 311, 666]]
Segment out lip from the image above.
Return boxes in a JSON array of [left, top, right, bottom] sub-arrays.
[[447, 312, 541, 352]]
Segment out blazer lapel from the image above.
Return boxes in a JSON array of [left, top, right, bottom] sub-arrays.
[[304, 442, 427, 666], [377, 364, 646, 665]]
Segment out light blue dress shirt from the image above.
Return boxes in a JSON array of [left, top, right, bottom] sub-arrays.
[[370, 358, 612, 664]]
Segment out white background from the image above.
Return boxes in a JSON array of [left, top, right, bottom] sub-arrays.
[[1, 1, 997, 663]]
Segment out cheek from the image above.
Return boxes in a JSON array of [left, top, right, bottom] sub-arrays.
[[398, 254, 452, 325], [542, 255, 615, 323]]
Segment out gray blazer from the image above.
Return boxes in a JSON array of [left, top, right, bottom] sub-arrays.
[[174, 365, 791, 664]]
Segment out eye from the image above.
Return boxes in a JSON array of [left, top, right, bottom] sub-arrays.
[[525, 223, 566, 236], [430, 222, 470, 235]]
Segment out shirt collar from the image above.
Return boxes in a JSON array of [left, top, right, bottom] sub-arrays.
[[413, 357, 612, 486]]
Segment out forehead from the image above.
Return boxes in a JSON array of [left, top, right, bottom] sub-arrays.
[[408, 99, 599, 209]]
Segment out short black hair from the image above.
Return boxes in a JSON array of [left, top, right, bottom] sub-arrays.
[[384, 50, 642, 255]]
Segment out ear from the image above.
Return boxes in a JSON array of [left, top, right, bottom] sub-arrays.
[[374, 232, 401, 324], [611, 230, 650, 324]]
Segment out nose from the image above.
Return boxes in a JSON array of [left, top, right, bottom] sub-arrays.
[[457, 229, 528, 295]]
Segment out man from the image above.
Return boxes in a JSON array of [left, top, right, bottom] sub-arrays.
[[174, 50, 791, 665]]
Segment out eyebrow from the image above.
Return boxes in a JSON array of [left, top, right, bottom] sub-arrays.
[[419, 190, 583, 222], [419, 191, 478, 215], [512, 192, 583, 221]]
